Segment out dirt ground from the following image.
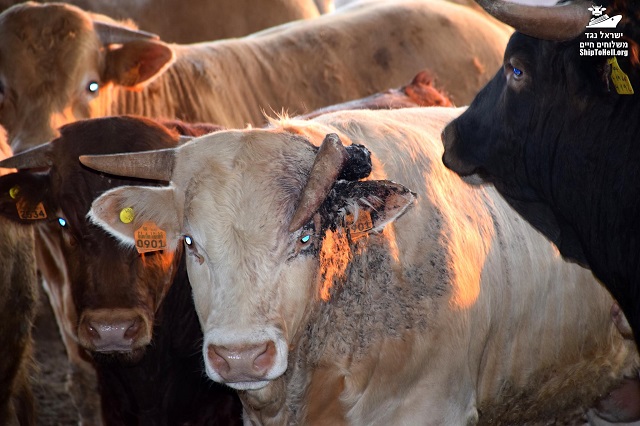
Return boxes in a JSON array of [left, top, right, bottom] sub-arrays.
[[32, 285, 81, 426]]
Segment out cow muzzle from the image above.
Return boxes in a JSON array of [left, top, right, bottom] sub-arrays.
[[203, 329, 289, 390], [208, 342, 276, 383], [77, 308, 151, 355], [441, 122, 484, 184]]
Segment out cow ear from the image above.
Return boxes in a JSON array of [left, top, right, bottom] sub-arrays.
[[325, 180, 415, 237], [0, 172, 51, 224], [103, 40, 175, 89], [88, 185, 181, 250]]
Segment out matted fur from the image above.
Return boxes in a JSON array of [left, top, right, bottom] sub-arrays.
[[88, 108, 639, 425]]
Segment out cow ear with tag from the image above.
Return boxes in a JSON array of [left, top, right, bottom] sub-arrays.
[[325, 180, 415, 239], [0, 172, 50, 224], [103, 40, 175, 89], [88, 185, 181, 251]]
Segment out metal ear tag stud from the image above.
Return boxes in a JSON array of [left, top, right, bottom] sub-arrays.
[[120, 207, 135, 224]]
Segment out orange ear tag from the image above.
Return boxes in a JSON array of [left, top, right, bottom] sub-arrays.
[[134, 221, 167, 254], [16, 198, 47, 220], [345, 210, 374, 241]]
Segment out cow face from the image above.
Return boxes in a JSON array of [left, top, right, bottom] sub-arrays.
[[84, 129, 414, 390], [441, 27, 632, 266], [0, 116, 183, 361], [0, 3, 174, 153]]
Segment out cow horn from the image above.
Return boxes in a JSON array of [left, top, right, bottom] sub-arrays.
[[79, 148, 175, 181], [0, 143, 53, 169], [475, 0, 592, 41], [93, 20, 160, 44], [289, 133, 349, 232]]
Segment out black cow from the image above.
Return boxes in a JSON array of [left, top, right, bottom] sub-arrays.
[[0, 116, 241, 425], [442, 0, 640, 345]]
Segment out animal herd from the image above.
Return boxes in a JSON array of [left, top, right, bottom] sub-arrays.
[[0, 0, 637, 425]]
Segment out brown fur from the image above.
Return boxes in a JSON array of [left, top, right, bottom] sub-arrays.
[[0, 0, 320, 43]]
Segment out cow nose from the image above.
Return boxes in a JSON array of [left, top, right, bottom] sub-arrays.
[[78, 309, 150, 352], [441, 122, 457, 153], [441, 123, 479, 176], [208, 341, 277, 383]]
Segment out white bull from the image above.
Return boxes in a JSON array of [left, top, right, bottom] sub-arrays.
[[83, 107, 639, 425]]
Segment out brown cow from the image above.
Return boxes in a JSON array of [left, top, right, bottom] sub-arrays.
[[0, 116, 240, 425], [0, 133, 37, 426], [0, 0, 511, 153], [0, 0, 321, 43], [298, 70, 453, 119]]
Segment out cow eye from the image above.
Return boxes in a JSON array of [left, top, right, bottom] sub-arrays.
[[300, 234, 312, 244], [87, 81, 99, 94], [295, 231, 314, 254], [184, 235, 204, 265], [512, 66, 523, 79], [57, 217, 68, 228]]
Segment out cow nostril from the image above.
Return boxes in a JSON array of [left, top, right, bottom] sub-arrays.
[[208, 345, 231, 375], [253, 341, 276, 374], [123, 318, 141, 339], [86, 323, 100, 340]]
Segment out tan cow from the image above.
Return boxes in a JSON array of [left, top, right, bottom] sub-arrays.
[[0, 0, 511, 153], [83, 107, 639, 425], [0, 0, 320, 43]]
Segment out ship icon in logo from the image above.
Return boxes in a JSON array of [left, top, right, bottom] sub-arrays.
[[586, 5, 622, 28]]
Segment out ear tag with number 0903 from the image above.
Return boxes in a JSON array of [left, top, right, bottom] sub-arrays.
[[134, 221, 167, 254]]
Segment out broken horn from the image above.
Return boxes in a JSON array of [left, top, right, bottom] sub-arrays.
[[289, 133, 349, 232]]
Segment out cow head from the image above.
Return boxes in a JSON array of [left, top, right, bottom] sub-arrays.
[[81, 129, 415, 391], [0, 2, 174, 153], [441, 0, 639, 267], [0, 116, 201, 362]]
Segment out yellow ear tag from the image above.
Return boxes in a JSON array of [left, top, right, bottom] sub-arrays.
[[15, 199, 47, 220], [345, 210, 374, 241], [134, 221, 167, 254], [119, 207, 135, 224], [9, 185, 19, 199], [608, 57, 634, 95]]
